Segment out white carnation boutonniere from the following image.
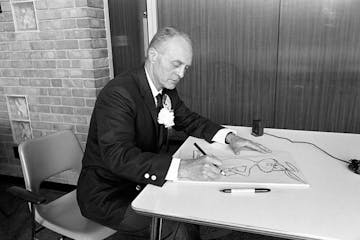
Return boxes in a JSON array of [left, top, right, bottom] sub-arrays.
[[157, 94, 174, 128]]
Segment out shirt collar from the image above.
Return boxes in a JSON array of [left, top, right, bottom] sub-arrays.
[[145, 67, 162, 99]]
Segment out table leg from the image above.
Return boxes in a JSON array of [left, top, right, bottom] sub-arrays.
[[150, 216, 163, 240]]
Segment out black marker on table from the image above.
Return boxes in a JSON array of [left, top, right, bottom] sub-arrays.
[[193, 143, 225, 176], [220, 188, 271, 193]]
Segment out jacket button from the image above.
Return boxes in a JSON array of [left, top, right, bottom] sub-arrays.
[[136, 185, 141, 191], [144, 173, 150, 179], [151, 175, 157, 181]]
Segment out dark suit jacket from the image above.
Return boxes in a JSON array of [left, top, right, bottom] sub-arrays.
[[77, 66, 223, 228]]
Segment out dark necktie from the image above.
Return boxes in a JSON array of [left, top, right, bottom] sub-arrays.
[[155, 93, 167, 150], [156, 93, 163, 112]]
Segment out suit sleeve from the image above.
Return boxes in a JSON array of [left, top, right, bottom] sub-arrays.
[[169, 89, 223, 142], [94, 86, 171, 186]]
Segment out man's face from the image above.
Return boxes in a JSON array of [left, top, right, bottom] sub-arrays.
[[150, 36, 193, 90]]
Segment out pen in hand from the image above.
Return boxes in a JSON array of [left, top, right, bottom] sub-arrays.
[[193, 142, 207, 155], [193, 143, 225, 176]]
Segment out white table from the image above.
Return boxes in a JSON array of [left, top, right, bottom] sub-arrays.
[[132, 127, 360, 240]]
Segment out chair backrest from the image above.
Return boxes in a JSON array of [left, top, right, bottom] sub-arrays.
[[18, 130, 83, 193]]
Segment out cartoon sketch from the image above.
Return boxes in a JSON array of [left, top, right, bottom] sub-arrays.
[[188, 147, 308, 187], [220, 157, 307, 184]]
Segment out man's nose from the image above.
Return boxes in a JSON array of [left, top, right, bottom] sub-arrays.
[[177, 66, 186, 78]]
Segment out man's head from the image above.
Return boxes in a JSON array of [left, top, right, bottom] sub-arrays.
[[145, 27, 193, 90]]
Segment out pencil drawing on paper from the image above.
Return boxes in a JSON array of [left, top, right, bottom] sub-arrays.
[[188, 145, 309, 187], [219, 156, 307, 184]]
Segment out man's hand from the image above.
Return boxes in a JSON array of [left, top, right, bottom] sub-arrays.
[[226, 133, 271, 154], [178, 155, 223, 181]]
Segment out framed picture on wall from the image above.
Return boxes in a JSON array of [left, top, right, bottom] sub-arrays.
[[11, 120, 33, 144], [11, 1, 38, 31], [6, 95, 30, 121], [6, 95, 33, 144]]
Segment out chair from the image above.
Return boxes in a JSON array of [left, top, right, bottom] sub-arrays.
[[7, 130, 116, 240]]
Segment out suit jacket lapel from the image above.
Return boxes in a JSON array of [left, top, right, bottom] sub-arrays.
[[133, 67, 168, 150], [133, 67, 160, 132]]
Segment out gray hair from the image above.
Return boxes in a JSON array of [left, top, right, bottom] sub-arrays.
[[148, 27, 192, 54]]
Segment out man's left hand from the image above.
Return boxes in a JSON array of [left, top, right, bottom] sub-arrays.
[[226, 133, 271, 154]]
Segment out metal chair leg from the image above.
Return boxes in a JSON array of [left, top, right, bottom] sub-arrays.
[[30, 203, 36, 240]]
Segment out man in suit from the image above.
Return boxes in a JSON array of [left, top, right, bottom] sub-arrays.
[[77, 27, 270, 239]]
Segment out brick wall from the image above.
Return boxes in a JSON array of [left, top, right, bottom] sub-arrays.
[[0, 0, 110, 184]]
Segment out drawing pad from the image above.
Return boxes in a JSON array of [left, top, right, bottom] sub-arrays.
[[174, 140, 309, 188]]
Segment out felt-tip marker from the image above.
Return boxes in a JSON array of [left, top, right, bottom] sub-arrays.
[[220, 188, 271, 193], [193, 143, 225, 176], [193, 142, 207, 155]]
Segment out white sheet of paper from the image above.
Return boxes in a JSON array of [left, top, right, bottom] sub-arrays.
[[174, 139, 309, 188]]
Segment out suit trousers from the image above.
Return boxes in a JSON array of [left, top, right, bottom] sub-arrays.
[[114, 206, 201, 240]]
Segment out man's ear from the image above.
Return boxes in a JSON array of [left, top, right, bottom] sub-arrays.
[[147, 47, 158, 63]]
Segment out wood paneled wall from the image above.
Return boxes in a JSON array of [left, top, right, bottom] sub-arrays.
[[276, 0, 360, 133], [108, 0, 144, 76], [157, 0, 360, 133]]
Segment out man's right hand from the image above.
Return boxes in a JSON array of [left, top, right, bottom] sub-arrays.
[[178, 155, 223, 181]]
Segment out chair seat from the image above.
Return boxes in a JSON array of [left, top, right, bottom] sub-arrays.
[[36, 190, 116, 240]]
